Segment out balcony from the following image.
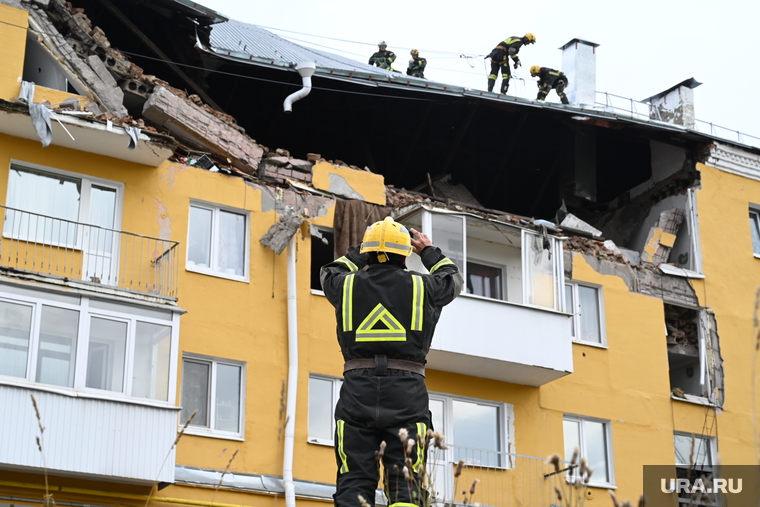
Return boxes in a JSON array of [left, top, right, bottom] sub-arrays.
[[429, 295, 572, 385], [0, 206, 179, 299], [0, 383, 178, 483], [399, 205, 573, 386], [427, 445, 572, 507]]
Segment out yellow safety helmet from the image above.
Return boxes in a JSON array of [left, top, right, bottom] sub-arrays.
[[530, 65, 541, 76], [361, 217, 413, 258], [410, 49, 420, 56], [524, 33, 536, 43]]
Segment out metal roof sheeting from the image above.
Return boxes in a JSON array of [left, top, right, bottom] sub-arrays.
[[202, 19, 760, 153]]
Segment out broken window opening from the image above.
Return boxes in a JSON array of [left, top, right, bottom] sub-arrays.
[[23, 35, 71, 93], [310, 227, 334, 292], [666, 304, 720, 404]]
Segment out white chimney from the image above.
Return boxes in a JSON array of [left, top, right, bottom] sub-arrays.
[[560, 38, 599, 106], [642, 78, 701, 130]]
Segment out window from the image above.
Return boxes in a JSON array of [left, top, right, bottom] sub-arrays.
[[4, 164, 122, 282], [565, 283, 605, 345], [310, 228, 335, 291], [665, 304, 722, 403], [0, 284, 177, 401], [563, 415, 613, 486], [400, 208, 563, 310], [308, 374, 342, 444], [429, 393, 512, 468], [750, 208, 760, 255], [187, 202, 248, 279], [180, 354, 245, 438], [673, 433, 714, 507]]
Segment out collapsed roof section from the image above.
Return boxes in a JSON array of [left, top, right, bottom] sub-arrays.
[[4, 0, 753, 297]]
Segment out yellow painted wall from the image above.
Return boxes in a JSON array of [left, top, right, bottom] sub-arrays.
[[0, 4, 27, 101], [312, 162, 386, 205]]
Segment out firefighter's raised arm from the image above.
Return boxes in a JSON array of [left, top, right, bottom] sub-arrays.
[[410, 228, 464, 305]]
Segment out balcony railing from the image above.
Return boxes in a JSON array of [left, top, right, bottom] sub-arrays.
[[427, 445, 573, 507], [0, 206, 179, 298]]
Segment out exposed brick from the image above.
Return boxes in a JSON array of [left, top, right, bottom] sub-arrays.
[[143, 86, 264, 175]]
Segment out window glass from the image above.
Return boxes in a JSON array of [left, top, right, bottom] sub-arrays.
[[584, 420, 609, 482], [432, 214, 464, 272], [578, 286, 601, 343], [133, 322, 172, 401], [86, 317, 127, 392], [188, 206, 212, 268], [750, 210, 760, 254], [467, 261, 503, 299], [218, 210, 246, 276], [36, 306, 79, 387], [564, 417, 612, 485], [308, 377, 335, 441], [525, 232, 555, 309], [0, 300, 33, 378], [188, 204, 247, 278], [453, 400, 500, 467], [674, 434, 711, 467], [215, 363, 242, 433], [182, 360, 210, 427], [565, 284, 575, 337]]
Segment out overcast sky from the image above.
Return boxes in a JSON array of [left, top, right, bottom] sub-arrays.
[[197, 0, 759, 148]]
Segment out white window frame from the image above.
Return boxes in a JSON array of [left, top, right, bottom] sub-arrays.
[[750, 206, 760, 257], [180, 353, 246, 440], [0, 285, 179, 405], [466, 257, 507, 301], [5, 161, 124, 244], [307, 374, 342, 445], [565, 281, 606, 347], [563, 414, 615, 488], [186, 201, 250, 282], [428, 392, 514, 469], [674, 432, 714, 469]]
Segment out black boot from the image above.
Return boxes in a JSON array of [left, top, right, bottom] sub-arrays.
[[500, 81, 509, 94], [487, 78, 495, 92], [560, 95, 569, 104]]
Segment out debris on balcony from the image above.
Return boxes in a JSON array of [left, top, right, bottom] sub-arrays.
[[665, 304, 698, 347]]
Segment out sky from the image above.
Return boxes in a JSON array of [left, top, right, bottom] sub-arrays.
[[197, 0, 760, 147]]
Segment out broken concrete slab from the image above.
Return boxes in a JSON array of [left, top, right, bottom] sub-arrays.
[[260, 208, 304, 254], [561, 213, 602, 237], [88, 55, 119, 88], [143, 86, 264, 175], [641, 208, 684, 266]]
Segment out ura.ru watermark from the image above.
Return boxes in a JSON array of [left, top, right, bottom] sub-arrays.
[[661, 478, 742, 494]]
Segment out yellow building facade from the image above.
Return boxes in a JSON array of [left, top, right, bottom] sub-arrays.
[[0, 3, 758, 507]]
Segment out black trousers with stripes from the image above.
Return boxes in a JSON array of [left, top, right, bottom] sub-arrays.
[[333, 369, 431, 507]]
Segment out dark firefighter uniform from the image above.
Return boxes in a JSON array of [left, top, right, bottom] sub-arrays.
[[369, 49, 397, 71], [407, 55, 427, 78], [487, 34, 534, 94], [320, 241, 462, 507], [533, 66, 569, 104]]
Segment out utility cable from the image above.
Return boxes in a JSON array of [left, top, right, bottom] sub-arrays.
[[0, 18, 449, 103]]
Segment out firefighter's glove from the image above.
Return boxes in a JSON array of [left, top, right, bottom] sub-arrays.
[[513, 58, 521, 69]]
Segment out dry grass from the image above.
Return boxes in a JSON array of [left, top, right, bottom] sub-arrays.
[[31, 394, 55, 507]]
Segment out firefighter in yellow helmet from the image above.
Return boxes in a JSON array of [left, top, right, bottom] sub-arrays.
[[485, 33, 536, 94], [407, 49, 427, 78], [320, 216, 463, 507], [530, 65, 569, 104], [368, 40, 397, 71]]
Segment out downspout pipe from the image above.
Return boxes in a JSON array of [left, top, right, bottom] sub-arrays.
[[283, 61, 317, 113], [283, 233, 299, 507]]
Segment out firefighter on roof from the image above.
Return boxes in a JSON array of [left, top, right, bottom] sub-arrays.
[[320, 217, 463, 507], [530, 65, 570, 104], [369, 41, 397, 71], [407, 49, 427, 78], [486, 33, 536, 94]]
